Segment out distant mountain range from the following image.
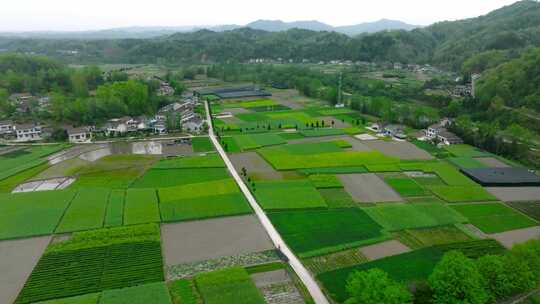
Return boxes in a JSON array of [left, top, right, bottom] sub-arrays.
[[0, 19, 419, 40], [246, 19, 419, 35]]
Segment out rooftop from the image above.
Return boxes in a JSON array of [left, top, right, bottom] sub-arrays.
[[461, 167, 540, 187]]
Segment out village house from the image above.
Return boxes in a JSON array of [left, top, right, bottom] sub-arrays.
[[14, 123, 42, 142], [156, 82, 175, 97], [0, 120, 14, 135], [67, 126, 92, 143], [383, 124, 407, 140], [425, 118, 451, 139], [9, 93, 34, 113], [437, 129, 464, 145], [424, 119, 462, 145], [104, 117, 130, 136]]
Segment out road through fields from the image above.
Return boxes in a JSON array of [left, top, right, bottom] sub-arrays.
[[204, 101, 330, 304]]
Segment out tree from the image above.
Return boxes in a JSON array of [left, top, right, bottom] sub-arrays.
[[475, 255, 512, 301], [429, 251, 489, 304], [345, 268, 412, 304]]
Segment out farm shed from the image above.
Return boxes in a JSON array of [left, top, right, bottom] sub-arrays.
[[461, 167, 540, 187]]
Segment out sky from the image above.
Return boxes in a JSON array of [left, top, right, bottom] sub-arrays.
[[0, 0, 520, 32]]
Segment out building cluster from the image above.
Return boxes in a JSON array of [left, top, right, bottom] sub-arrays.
[[424, 118, 463, 145], [8, 93, 51, 113], [0, 93, 204, 143], [370, 123, 407, 140]]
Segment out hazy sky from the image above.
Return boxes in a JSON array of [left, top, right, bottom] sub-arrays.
[[0, 0, 520, 32]]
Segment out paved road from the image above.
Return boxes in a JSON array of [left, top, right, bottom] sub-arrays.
[[204, 101, 330, 304]]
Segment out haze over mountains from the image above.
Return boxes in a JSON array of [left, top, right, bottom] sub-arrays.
[[0, 19, 419, 39]]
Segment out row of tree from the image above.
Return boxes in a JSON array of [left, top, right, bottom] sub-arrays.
[[346, 240, 540, 304], [0, 54, 174, 125]]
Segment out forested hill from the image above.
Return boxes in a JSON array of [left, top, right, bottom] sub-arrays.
[[1, 0, 540, 70]]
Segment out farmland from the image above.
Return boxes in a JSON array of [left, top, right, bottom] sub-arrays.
[[194, 267, 265, 304], [269, 209, 385, 257], [450, 203, 538, 233], [254, 180, 327, 210], [2, 86, 540, 304], [17, 224, 164, 303]]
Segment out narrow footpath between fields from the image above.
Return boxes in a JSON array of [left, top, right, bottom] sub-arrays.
[[204, 101, 330, 304]]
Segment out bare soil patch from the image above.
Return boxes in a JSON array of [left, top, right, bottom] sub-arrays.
[[251, 269, 290, 287], [487, 187, 540, 202], [363, 140, 434, 160], [229, 152, 283, 180], [359, 240, 411, 261], [0, 235, 51, 304], [490, 226, 540, 249], [160, 215, 274, 266], [339, 173, 403, 203]]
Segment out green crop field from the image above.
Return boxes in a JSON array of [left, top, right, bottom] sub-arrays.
[[506, 201, 540, 221], [364, 203, 466, 231], [258, 147, 398, 170], [124, 189, 160, 225], [300, 128, 345, 137], [444, 144, 490, 158], [153, 154, 225, 169], [160, 192, 252, 222], [17, 225, 164, 303], [34, 293, 100, 304], [99, 282, 172, 304], [223, 99, 278, 108], [429, 186, 496, 202], [0, 162, 48, 193], [278, 132, 305, 140], [447, 157, 487, 169], [0, 145, 66, 181], [69, 155, 157, 189], [299, 166, 368, 174], [0, 190, 76, 240], [194, 267, 265, 304], [104, 190, 125, 227], [318, 247, 443, 302], [231, 133, 286, 151], [394, 225, 473, 249], [319, 188, 356, 208], [191, 137, 214, 152], [56, 188, 110, 233], [308, 174, 343, 188], [158, 178, 239, 201], [169, 279, 199, 304], [318, 240, 505, 303], [131, 168, 229, 188], [384, 177, 427, 196], [280, 141, 343, 155], [254, 180, 327, 210], [451, 203, 538, 233], [269, 209, 385, 258]]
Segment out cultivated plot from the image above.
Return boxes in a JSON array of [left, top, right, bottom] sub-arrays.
[[160, 215, 274, 266], [0, 236, 52, 304], [339, 173, 403, 203], [490, 226, 540, 248], [450, 202, 538, 233], [486, 187, 540, 202], [475, 157, 510, 168], [359, 240, 411, 261], [229, 152, 282, 180], [0, 190, 76, 240], [254, 179, 327, 210], [269, 209, 385, 258], [363, 140, 433, 160]]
